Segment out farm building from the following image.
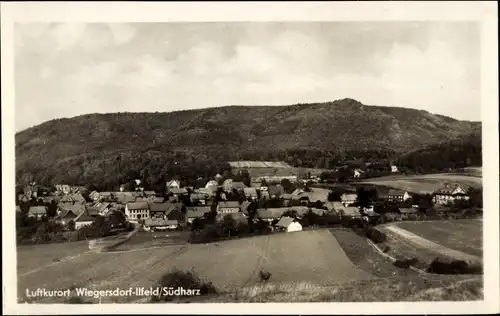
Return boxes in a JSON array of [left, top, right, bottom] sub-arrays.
[[291, 188, 329, 203], [190, 193, 207, 205], [256, 208, 287, 222], [228, 161, 299, 183], [149, 202, 183, 219], [55, 208, 80, 226], [74, 212, 95, 229], [166, 180, 181, 189], [143, 218, 179, 231], [217, 201, 240, 214], [86, 202, 111, 216], [276, 216, 303, 233], [385, 189, 411, 203], [125, 202, 150, 221], [243, 187, 258, 200], [59, 193, 86, 205], [338, 206, 361, 219], [432, 183, 470, 205], [340, 193, 357, 206], [169, 187, 189, 197], [27, 206, 47, 219], [185, 206, 211, 224]]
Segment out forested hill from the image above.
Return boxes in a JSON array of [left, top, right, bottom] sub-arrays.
[[15, 98, 480, 189]]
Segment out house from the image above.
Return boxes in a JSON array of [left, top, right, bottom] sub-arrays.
[[399, 207, 418, 215], [166, 180, 181, 190], [169, 187, 189, 197], [216, 211, 247, 224], [214, 173, 223, 180], [353, 169, 364, 179], [18, 194, 31, 203], [205, 180, 219, 192], [217, 201, 240, 214], [268, 185, 284, 199], [386, 189, 412, 203], [149, 202, 183, 219], [243, 187, 258, 200], [190, 193, 207, 205], [275, 216, 303, 233], [339, 206, 361, 219], [74, 211, 95, 229], [59, 193, 86, 205], [432, 183, 470, 205], [89, 190, 101, 201], [391, 165, 399, 173], [86, 202, 111, 216], [340, 193, 357, 207], [55, 208, 80, 226], [152, 196, 165, 203], [125, 202, 150, 221], [27, 206, 47, 219], [185, 206, 211, 224], [144, 218, 179, 231], [239, 201, 254, 215], [55, 184, 72, 195], [232, 182, 247, 191], [114, 192, 136, 204], [222, 179, 233, 192], [57, 203, 85, 216], [256, 208, 287, 222]]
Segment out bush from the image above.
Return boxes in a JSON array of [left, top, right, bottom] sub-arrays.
[[188, 225, 220, 244], [384, 213, 397, 222], [427, 257, 483, 275], [407, 214, 419, 221], [364, 225, 387, 244], [151, 268, 217, 302], [393, 257, 419, 269]]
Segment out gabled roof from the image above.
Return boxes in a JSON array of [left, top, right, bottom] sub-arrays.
[[388, 189, 406, 196], [276, 216, 295, 228], [232, 182, 247, 189], [126, 202, 150, 210], [256, 208, 286, 219], [243, 187, 258, 197], [218, 201, 240, 208], [169, 187, 188, 195], [186, 206, 211, 218], [144, 218, 179, 226], [28, 206, 47, 215], [166, 180, 180, 187], [59, 193, 86, 204], [434, 183, 470, 195], [74, 211, 95, 222], [144, 191, 156, 196], [56, 209, 80, 219], [149, 202, 182, 214], [190, 193, 207, 200], [153, 196, 165, 203], [240, 201, 252, 214], [58, 203, 86, 215], [341, 193, 358, 201]]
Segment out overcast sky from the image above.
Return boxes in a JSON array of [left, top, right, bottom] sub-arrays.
[[14, 22, 480, 132]]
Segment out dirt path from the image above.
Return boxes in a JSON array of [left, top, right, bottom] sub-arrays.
[[240, 235, 271, 288], [384, 225, 481, 263]]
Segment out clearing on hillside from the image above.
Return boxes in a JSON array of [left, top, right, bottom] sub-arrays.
[[359, 173, 482, 194], [17, 230, 372, 303]]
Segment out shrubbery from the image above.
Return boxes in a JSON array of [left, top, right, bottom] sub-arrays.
[[364, 225, 387, 244], [427, 257, 483, 275], [151, 268, 217, 302]]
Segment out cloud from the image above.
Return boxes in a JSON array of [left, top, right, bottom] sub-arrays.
[[14, 22, 480, 131]]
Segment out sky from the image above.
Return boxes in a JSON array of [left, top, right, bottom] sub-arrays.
[[14, 22, 480, 131]]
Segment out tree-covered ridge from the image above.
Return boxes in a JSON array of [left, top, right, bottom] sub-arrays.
[[15, 99, 480, 189]]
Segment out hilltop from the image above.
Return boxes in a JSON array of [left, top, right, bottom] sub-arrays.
[[15, 98, 480, 188]]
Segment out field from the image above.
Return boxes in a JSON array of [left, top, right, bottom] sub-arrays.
[[394, 220, 482, 257], [378, 219, 482, 269], [17, 229, 375, 303], [360, 173, 482, 194]]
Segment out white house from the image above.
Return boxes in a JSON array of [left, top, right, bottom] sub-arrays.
[[391, 165, 399, 173], [340, 193, 358, 207], [433, 183, 470, 205], [276, 216, 302, 233], [125, 201, 150, 221], [166, 180, 181, 189], [74, 212, 95, 229], [216, 201, 240, 214], [353, 169, 363, 179]]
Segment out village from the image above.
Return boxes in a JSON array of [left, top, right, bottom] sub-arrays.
[[16, 160, 480, 242]]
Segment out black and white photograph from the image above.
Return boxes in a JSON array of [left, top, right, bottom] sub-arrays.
[[2, 1, 498, 315]]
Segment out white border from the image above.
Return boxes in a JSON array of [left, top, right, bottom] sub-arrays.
[[2, 1, 498, 315]]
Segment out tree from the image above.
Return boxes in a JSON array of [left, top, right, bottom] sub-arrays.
[[328, 189, 343, 202], [68, 220, 76, 232], [282, 210, 299, 219]]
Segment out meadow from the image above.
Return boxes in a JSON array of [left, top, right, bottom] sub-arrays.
[[359, 173, 482, 194]]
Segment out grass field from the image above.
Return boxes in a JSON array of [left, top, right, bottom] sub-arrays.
[[360, 173, 482, 194], [17, 229, 375, 303], [378, 219, 482, 270], [394, 220, 482, 257], [17, 241, 91, 276], [110, 231, 189, 251]]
